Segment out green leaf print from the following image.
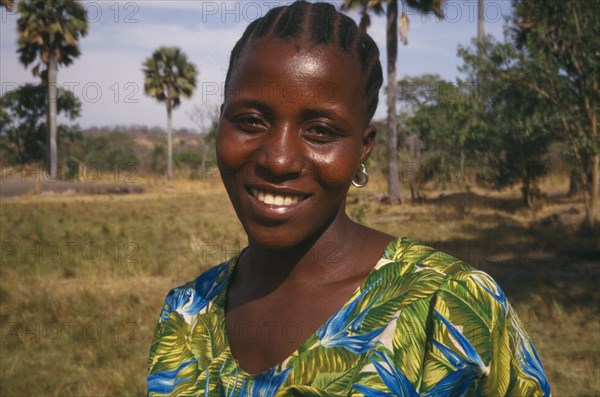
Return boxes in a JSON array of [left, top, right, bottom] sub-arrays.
[[392, 298, 431, 386], [285, 345, 358, 385], [151, 311, 194, 374], [190, 312, 226, 369], [310, 370, 356, 394]]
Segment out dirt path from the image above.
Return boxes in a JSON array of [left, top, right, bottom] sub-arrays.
[[0, 180, 144, 199]]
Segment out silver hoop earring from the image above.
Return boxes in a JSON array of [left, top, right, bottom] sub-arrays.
[[352, 163, 369, 188]]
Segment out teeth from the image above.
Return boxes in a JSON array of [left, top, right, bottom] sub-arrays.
[[251, 188, 302, 206], [273, 195, 284, 206]]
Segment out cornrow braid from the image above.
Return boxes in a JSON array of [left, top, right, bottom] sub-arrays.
[[223, 1, 383, 123]]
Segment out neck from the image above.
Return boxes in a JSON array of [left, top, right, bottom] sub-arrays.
[[240, 212, 361, 288]]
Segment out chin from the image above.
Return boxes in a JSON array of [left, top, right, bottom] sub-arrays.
[[245, 229, 306, 251]]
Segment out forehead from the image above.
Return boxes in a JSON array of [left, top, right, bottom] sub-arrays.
[[226, 38, 368, 120], [234, 36, 362, 76]]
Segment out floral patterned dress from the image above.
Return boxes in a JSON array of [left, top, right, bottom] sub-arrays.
[[147, 237, 551, 396]]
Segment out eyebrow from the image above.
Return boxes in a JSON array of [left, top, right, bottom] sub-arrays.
[[300, 108, 339, 120], [226, 100, 340, 119], [226, 99, 271, 113], [300, 107, 353, 131]]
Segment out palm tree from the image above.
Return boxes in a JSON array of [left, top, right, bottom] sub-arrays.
[[0, 0, 15, 11], [142, 47, 198, 179], [16, 0, 88, 179], [342, 0, 445, 204]]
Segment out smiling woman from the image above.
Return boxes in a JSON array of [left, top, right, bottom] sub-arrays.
[[146, 2, 550, 396], [217, 38, 374, 251]]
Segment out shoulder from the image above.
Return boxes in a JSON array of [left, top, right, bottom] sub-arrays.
[[364, 237, 509, 336], [383, 239, 550, 395], [382, 237, 474, 275], [156, 259, 234, 327], [378, 237, 496, 294], [378, 237, 510, 331]]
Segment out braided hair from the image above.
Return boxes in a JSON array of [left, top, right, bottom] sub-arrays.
[[224, 1, 383, 123]]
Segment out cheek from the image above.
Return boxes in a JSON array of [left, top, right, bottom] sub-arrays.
[[308, 147, 360, 188], [216, 128, 247, 177]]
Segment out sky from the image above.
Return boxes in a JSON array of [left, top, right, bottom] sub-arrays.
[[0, 0, 513, 132]]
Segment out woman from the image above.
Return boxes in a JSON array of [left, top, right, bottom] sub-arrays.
[[147, 2, 550, 396]]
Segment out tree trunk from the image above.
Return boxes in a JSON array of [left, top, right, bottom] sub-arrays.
[[459, 147, 465, 186], [440, 154, 446, 189], [588, 152, 599, 227], [167, 103, 173, 180], [522, 179, 531, 208], [47, 31, 58, 179], [476, 0, 484, 85], [477, 0, 484, 47], [200, 144, 206, 179], [568, 169, 582, 196], [386, 0, 401, 204], [589, 85, 599, 227]]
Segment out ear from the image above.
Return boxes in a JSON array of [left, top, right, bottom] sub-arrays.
[[359, 124, 377, 163]]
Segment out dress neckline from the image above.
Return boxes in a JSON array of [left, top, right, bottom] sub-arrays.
[[210, 237, 405, 377]]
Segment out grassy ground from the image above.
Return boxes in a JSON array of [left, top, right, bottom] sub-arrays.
[[0, 175, 598, 396]]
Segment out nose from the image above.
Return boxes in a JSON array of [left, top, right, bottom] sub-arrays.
[[256, 124, 304, 182]]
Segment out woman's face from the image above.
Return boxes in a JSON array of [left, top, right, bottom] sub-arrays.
[[216, 38, 375, 249]]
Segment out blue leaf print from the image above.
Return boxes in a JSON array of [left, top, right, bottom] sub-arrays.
[[422, 311, 489, 397], [473, 274, 507, 316], [203, 369, 210, 397], [433, 311, 487, 370], [214, 360, 243, 397], [353, 385, 394, 397], [353, 350, 419, 397], [421, 364, 481, 397], [238, 367, 293, 397], [162, 288, 204, 320], [160, 263, 228, 322], [517, 338, 551, 397], [317, 278, 387, 354], [225, 368, 241, 397], [147, 359, 197, 394], [193, 262, 228, 302]]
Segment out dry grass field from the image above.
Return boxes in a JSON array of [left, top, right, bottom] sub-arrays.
[[0, 173, 598, 396]]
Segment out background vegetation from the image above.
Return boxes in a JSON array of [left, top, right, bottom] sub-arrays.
[[0, 0, 598, 395]]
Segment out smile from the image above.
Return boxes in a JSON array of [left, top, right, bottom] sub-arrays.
[[250, 188, 306, 207]]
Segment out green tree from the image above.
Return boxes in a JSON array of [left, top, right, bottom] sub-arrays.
[[405, 39, 557, 207], [1, 83, 81, 165], [16, 0, 88, 178], [458, 38, 556, 207], [142, 47, 198, 179], [403, 75, 474, 191], [342, 0, 445, 204], [510, 0, 600, 226]]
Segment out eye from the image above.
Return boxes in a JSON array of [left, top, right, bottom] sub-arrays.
[[229, 114, 268, 133], [303, 123, 342, 143]]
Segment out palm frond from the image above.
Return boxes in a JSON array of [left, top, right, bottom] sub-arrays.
[[142, 46, 198, 108], [16, 0, 88, 71]]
